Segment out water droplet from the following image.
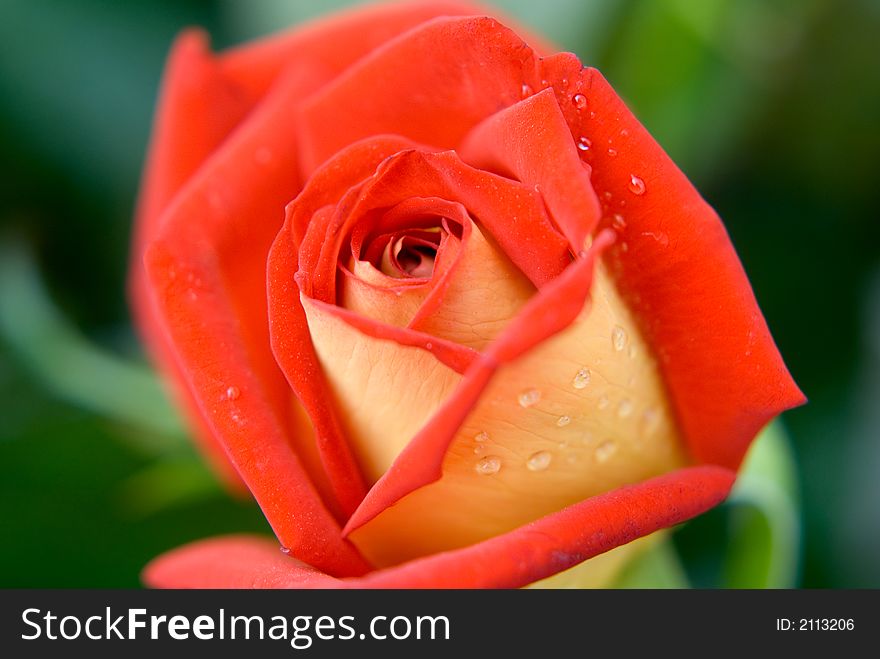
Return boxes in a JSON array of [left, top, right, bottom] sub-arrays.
[[612, 325, 628, 351], [572, 93, 587, 110], [518, 388, 541, 408], [589, 111, 596, 119], [617, 398, 634, 418], [561, 77, 569, 87], [577, 136, 591, 151], [526, 450, 552, 472], [628, 174, 646, 195], [571, 367, 591, 389], [621, 242, 630, 252], [280, 546, 290, 555], [597, 396, 610, 410], [620, 129, 630, 138], [602, 191, 613, 202], [607, 148, 618, 157], [594, 440, 618, 463], [425, 342, 433, 350], [641, 230, 670, 247], [641, 408, 661, 436], [226, 386, 240, 400], [475, 455, 502, 475], [611, 213, 626, 231], [540, 79, 549, 88], [474, 446, 484, 455], [556, 415, 572, 427], [474, 431, 489, 443], [521, 83, 533, 98]]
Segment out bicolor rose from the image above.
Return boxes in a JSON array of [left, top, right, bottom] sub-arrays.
[[131, 1, 804, 588]]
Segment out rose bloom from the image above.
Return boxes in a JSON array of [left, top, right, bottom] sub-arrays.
[[131, 1, 804, 588]]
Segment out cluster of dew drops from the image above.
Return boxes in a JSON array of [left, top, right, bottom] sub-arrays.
[[471, 321, 661, 478]]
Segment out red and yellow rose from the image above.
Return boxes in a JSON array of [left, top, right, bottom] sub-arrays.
[[131, 1, 804, 588]]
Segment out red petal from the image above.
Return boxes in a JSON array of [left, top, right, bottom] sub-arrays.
[[131, 30, 253, 492], [459, 88, 602, 249], [298, 16, 546, 174], [343, 232, 614, 535], [145, 466, 734, 588], [143, 64, 369, 577], [219, 1, 483, 105], [555, 68, 806, 468], [143, 535, 341, 589]]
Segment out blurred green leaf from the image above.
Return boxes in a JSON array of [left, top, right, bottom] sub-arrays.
[[613, 536, 691, 588], [0, 236, 185, 450], [722, 422, 801, 588], [118, 458, 225, 518]]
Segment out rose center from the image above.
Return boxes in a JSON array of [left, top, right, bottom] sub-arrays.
[[376, 228, 442, 280]]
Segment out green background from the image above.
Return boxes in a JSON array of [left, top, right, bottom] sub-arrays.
[[1, 0, 878, 587]]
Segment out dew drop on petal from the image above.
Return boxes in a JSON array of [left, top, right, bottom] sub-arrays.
[[577, 136, 591, 152], [526, 450, 553, 472], [612, 325, 628, 351], [474, 431, 489, 443], [518, 388, 542, 408], [594, 440, 618, 463], [611, 214, 626, 231], [280, 546, 291, 555], [521, 83, 533, 98], [597, 395, 610, 410], [617, 398, 634, 418], [556, 415, 572, 427], [571, 367, 591, 389], [475, 455, 502, 475], [628, 174, 646, 195], [607, 148, 618, 157], [620, 128, 630, 138], [641, 408, 661, 436], [572, 93, 588, 110], [226, 386, 240, 401]]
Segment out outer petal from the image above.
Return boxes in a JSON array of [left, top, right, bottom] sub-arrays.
[[298, 17, 545, 174], [459, 88, 602, 250], [145, 466, 734, 589], [218, 1, 484, 104], [143, 535, 341, 589], [555, 68, 806, 469], [143, 63, 369, 577], [131, 30, 253, 490]]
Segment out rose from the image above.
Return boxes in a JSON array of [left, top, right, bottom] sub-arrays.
[[131, 1, 804, 588]]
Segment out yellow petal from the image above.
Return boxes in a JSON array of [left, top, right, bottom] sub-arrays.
[[348, 263, 688, 566], [302, 294, 461, 483], [411, 221, 535, 351]]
